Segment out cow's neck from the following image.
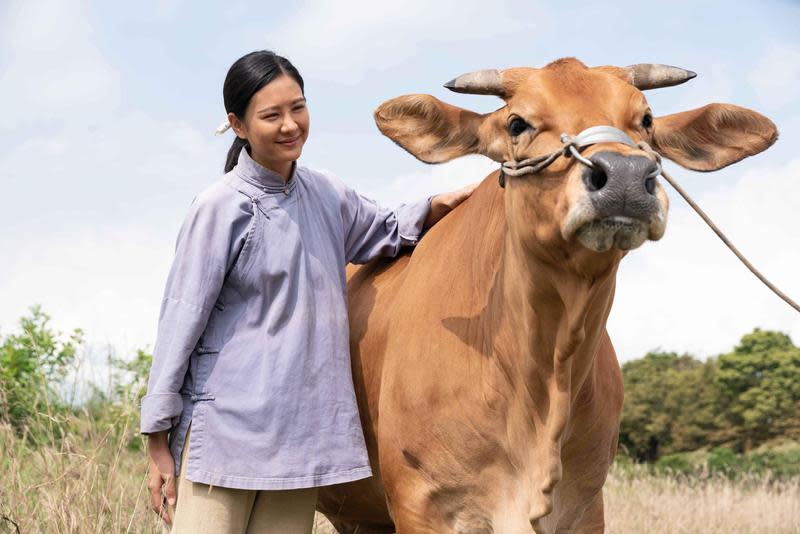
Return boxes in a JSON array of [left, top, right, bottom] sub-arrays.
[[489, 208, 619, 519], [495, 230, 619, 392]]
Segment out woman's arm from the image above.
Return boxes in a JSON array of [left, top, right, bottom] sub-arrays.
[[332, 173, 480, 264], [140, 189, 251, 433]]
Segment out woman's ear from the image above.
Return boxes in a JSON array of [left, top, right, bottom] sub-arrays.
[[228, 112, 247, 140], [652, 103, 778, 171]]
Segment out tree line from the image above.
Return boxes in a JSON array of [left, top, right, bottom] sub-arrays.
[[2, 306, 798, 467], [619, 329, 800, 462]]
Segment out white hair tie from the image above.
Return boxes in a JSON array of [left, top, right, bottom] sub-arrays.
[[215, 120, 231, 136]]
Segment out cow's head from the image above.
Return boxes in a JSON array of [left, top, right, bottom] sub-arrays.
[[375, 58, 777, 272]]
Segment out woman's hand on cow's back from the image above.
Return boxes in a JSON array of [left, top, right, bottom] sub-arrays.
[[425, 181, 480, 228]]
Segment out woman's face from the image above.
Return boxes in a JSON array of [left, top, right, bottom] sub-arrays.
[[229, 74, 310, 175]]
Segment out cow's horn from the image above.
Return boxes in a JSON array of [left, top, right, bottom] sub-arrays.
[[444, 69, 505, 96], [624, 64, 697, 90]]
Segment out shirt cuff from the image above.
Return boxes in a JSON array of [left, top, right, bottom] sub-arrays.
[[397, 195, 433, 245], [140, 392, 184, 434]]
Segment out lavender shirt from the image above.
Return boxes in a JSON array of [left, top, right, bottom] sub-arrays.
[[140, 146, 432, 490]]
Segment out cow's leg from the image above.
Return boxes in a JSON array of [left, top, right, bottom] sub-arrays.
[[570, 491, 605, 534]]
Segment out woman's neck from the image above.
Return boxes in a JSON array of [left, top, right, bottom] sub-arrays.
[[248, 147, 294, 182]]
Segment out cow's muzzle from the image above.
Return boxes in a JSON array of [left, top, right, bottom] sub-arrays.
[[571, 151, 667, 252]]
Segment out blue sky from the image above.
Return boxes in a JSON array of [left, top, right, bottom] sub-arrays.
[[1, 0, 798, 371]]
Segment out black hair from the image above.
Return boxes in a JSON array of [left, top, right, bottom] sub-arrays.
[[222, 50, 305, 173]]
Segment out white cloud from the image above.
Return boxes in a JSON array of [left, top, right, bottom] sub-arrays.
[[669, 60, 736, 112], [0, 0, 222, 357], [609, 159, 800, 360], [0, 0, 121, 130], [0, 109, 221, 353], [749, 42, 800, 111], [359, 155, 498, 206], [0, 222, 172, 357], [251, 0, 546, 84]]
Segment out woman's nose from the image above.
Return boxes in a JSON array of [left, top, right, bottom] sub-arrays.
[[281, 115, 299, 133]]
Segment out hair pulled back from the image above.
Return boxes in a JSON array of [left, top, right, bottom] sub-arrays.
[[222, 50, 305, 172]]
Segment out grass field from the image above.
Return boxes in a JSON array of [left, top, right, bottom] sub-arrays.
[[2, 413, 799, 534]]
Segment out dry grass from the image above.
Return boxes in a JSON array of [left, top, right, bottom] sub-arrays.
[[0, 415, 160, 534], [2, 417, 798, 533], [604, 464, 800, 534]]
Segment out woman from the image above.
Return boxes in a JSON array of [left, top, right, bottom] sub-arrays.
[[141, 50, 477, 533]]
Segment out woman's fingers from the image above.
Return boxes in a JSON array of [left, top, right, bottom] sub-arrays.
[[148, 474, 162, 515], [461, 181, 480, 195], [164, 472, 177, 506], [148, 462, 165, 517], [159, 496, 173, 525], [147, 457, 175, 524]]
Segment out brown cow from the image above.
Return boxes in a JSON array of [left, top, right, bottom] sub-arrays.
[[317, 58, 777, 533]]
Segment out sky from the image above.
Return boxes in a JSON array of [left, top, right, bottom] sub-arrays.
[[1, 0, 799, 376]]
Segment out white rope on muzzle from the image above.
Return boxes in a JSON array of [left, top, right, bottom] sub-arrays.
[[500, 125, 661, 178], [499, 125, 800, 314]]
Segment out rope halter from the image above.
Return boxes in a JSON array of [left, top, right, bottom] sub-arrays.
[[498, 125, 662, 187]]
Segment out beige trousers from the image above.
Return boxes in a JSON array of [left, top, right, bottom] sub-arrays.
[[168, 426, 319, 534]]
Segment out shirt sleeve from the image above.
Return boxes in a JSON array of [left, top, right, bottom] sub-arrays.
[[333, 177, 433, 265], [140, 187, 253, 434]]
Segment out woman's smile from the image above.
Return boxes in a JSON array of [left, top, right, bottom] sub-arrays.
[[277, 135, 301, 146]]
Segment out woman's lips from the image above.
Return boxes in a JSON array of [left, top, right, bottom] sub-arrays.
[[277, 136, 301, 146]]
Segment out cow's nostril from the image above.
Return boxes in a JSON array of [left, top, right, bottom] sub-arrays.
[[586, 166, 607, 192], [645, 176, 656, 195]]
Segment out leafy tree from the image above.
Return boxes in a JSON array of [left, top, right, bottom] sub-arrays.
[[0, 305, 84, 435], [110, 348, 152, 404], [714, 329, 800, 449], [619, 352, 718, 461], [620, 329, 800, 462]]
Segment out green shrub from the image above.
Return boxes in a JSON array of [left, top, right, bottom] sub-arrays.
[[746, 446, 800, 478], [0, 305, 83, 442], [707, 446, 741, 477], [655, 453, 695, 476]]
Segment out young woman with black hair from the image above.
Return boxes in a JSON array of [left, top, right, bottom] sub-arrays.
[[140, 50, 477, 533]]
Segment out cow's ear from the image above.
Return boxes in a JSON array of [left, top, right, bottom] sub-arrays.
[[652, 103, 778, 171], [374, 94, 506, 163]]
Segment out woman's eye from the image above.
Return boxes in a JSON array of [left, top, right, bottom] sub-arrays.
[[293, 105, 305, 112], [642, 113, 653, 129], [508, 117, 530, 137], [264, 114, 279, 121]]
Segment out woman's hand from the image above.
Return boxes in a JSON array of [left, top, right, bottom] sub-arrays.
[[147, 430, 177, 525], [424, 181, 481, 229]]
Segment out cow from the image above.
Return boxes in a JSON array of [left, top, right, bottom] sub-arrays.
[[316, 58, 777, 533]]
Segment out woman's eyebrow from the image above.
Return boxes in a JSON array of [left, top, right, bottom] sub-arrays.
[[257, 98, 307, 114]]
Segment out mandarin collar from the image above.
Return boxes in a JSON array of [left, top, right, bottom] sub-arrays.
[[233, 146, 298, 194]]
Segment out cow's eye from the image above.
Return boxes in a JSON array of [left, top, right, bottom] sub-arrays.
[[642, 113, 653, 129], [508, 117, 530, 137]]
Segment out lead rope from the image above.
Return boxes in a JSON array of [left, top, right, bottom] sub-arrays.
[[638, 144, 800, 313], [500, 126, 800, 314]]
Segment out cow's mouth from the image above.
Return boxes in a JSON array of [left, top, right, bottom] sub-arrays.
[[575, 216, 650, 252]]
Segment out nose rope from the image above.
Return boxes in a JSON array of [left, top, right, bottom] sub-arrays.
[[499, 125, 800, 314], [499, 125, 662, 181]]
